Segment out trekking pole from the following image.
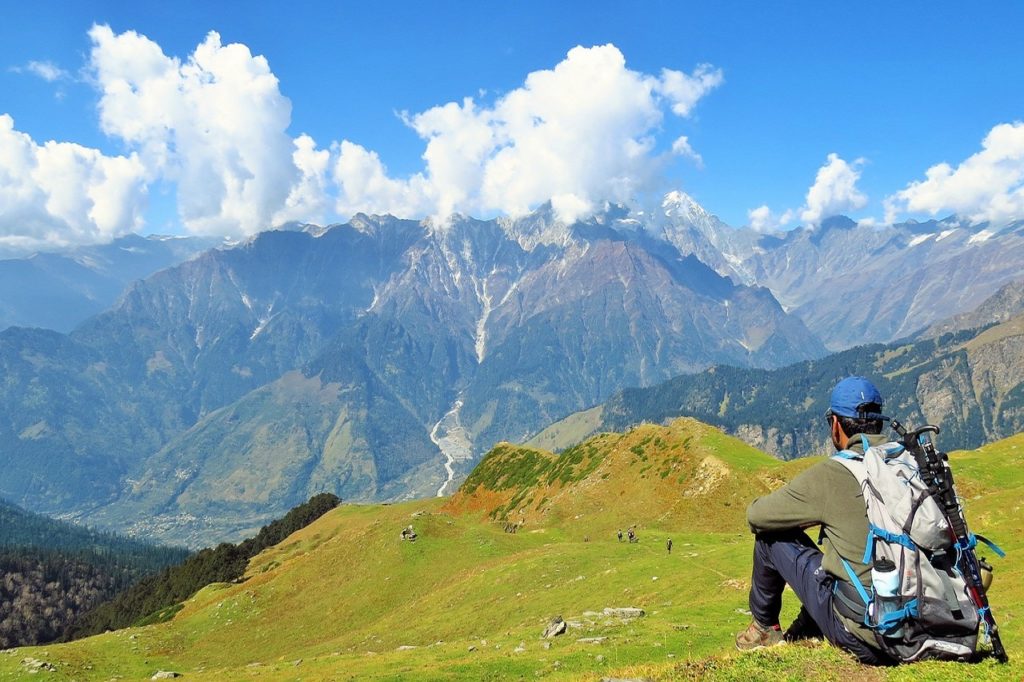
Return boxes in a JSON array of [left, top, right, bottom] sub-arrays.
[[891, 420, 1009, 663]]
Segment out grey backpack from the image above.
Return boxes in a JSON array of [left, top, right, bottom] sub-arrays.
[[833, 438, 984, 661]]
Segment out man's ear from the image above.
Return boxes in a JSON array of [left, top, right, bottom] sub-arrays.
[[830, 415, 845, 449]]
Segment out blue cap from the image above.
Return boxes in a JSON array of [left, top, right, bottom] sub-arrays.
[[829, 376, 887, 420]]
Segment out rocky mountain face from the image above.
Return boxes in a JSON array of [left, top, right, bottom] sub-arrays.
[[920, 278, 1024, 338], [0, 209, 824, 545], [656, 193, 1024, 349], [7, 191, 1024, 546], [0, 234, 219, 333], [531, 312, 1024, 461]]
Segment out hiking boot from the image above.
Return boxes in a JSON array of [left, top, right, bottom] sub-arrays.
[[784, 606, 822, 642], [735, 620, 784, 650]]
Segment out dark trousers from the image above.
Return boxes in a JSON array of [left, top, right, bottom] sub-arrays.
[[748, 531, 892, 665]]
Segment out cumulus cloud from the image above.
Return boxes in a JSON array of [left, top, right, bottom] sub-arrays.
[[800, 153, 867, 225], [746, 153, 866, 230], [333, 140, 432, 218], [747, 205, 794, 232], [273, 134, 332, 225], [335, 44, 722, 223], [2, 31, 722, 249], [884, 121, 1024, 224], [88, 24, 300, 237], [0, 114, 147, 251]]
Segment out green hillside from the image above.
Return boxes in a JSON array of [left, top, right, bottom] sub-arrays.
[[1, 420, 1020, 681]]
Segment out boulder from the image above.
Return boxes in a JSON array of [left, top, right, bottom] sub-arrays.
[[151, 673, 181, 680], [542, 616, 567, 639]]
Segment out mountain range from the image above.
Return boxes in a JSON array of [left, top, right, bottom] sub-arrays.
[[0, 234, 219, 333], [1, 204, 822, 545], [655, 192, 1024, 349], [3, 193, 1024, 545]]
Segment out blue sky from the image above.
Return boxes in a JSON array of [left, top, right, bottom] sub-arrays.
[[2, 1, 1023, 249]]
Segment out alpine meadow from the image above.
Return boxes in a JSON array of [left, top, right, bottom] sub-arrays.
[[2, 3, 1024, 681]]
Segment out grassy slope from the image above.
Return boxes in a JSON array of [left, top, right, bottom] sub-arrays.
[[1, 420, 1021, 681]]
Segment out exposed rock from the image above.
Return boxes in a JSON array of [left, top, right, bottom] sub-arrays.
[[396, 645, 418, 651], [542, 616, 567, 639], [577, 637, 608, 644], [21, 658, 56, 673], [150, 673, 181, 680], [603, 607, 645, 619]]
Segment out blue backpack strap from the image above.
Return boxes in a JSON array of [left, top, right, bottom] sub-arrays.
[[968, 533, 1007, 558], [869, 523, 916, 552], [862, 529, 875, 564], [833, 449, 861, 461], [840, 558, 871, 606], [875, 599, 919, 634], [860, 434, 870, 452]]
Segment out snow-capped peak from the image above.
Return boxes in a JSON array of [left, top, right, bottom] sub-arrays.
[[662, 190, 712, 222]]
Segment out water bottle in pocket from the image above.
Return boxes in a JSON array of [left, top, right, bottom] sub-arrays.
[[871, 558, 903, 636]]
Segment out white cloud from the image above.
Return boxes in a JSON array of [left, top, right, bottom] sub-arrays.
[[335, 44, 722, 223], [747, 204, 794, 232], [273, 134, 332, 225], [654, 64, 724, 116], [746, 153, 866, 230], [800, 153, 867, 225], [88, 25, 301, 237], [671, 135, 703, 167], [0, 114, 147, 251], [333, 140, 432, 219], [24, 60, 69, 82], [884, 121, 1024, 224], [3, 32, 723, 248]]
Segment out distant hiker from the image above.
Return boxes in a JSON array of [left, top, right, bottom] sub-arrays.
[[617, 529, 623, 542], [627, 528, 637, 543], [666, 538, 673, 554], [736, 377, 901, 664]]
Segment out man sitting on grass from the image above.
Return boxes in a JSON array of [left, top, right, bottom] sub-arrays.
[[735, 376, 894, 665]]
